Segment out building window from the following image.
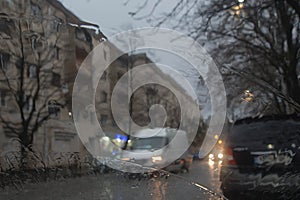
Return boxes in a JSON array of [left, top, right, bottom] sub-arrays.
[[48, 100, 60, 117], [103, 49, 107, 60], [100, 114, 108, 126], [28, 64, 37, 78], [0, 52, 9, 71], [75, 28, 85, 41], [30, 35, 37, 49], [146, 87, 158, 96], [23, 95, 34, 111], [117, 72, 123, 80], [112, 119, 117, 127], [53, 17, 62, 32], [52, 72, 61, 87], [61, 83, 69, 94], [0, 16, 11, 39], [100, 71, 107, 80], [54, 131, 76, 141], [89, 110, 95, 124], [3, 127, 16, 138], [30, 2, 41, 18], [55, 46, 60, 60], [100, 91, 107, 103], [75, 28, 91, 42], [29, 34, 43, 51], [0, 91, 7, 107], [5, 0, 14, 6]]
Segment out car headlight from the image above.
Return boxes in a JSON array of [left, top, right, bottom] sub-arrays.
[[152, 156, 163, 163], [218, 153, 223, 159], [121, 157, 130, 161], [209, 154, 214, 159]]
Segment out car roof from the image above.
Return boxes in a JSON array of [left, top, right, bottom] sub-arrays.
[[133, 128, 186, 138], [234, 113, 300, 125], [134, 128, 168, 137]]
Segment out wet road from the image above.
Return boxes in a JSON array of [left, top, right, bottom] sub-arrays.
[[184, 159, 222, 194], [0, 159, 224, 200]]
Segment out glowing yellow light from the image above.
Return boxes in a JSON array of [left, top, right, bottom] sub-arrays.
[[214, 135, 219, 140], [233, 5, 240, 10], [244, 97, 253, 102], [152, 156, 163, 163], [218, 140, 223, 145], [230, 1, 245, 16], [242, 90, 254, 102]]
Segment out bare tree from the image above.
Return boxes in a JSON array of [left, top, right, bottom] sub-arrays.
[[0, 16, 67, 167], [128, 0, 300, 115]]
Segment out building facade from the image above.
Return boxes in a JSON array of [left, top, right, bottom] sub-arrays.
[[0, 0, 105, 169]]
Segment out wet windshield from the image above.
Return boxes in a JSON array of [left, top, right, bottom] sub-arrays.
[[0, 0, 299, 199]]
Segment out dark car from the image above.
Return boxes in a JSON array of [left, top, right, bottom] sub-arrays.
[[220, 114, 300, 199]]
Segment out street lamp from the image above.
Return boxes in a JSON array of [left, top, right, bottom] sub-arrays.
[[230, 0, 245, 16], [241, 90, 254, 102]]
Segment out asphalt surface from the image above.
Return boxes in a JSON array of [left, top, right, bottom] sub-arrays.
[[0, 159, 224, 200]]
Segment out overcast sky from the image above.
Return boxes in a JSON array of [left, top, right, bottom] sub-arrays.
[[59, 0, 174, 36]]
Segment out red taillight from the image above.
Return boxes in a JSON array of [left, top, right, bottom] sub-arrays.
[[223, 146, 236, 165]]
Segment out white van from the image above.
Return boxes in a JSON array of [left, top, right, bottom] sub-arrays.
[[120, 128, 193, 173]]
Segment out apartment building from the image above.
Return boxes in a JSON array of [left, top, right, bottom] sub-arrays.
[[0, 0, 105, 169]]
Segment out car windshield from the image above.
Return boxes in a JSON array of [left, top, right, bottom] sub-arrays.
[[131, 137, 167, 150], [1, 0, 299, 199]]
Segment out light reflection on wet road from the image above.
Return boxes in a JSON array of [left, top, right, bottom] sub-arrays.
[[184, 159, 222, 194]]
